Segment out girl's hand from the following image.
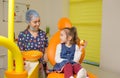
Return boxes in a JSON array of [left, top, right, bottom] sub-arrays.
[[80, 40, 87, 49]]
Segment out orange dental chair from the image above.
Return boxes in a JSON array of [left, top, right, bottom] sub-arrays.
[[47, 18, 97, 78]]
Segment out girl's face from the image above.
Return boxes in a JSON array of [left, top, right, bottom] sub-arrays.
[[60, 30, 67, 43], [29, 17, 40, 31]]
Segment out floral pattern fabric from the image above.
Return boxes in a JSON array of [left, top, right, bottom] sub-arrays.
[[17, 29, 48, 53]]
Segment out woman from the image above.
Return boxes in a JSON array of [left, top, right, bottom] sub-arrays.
[[17, 9, 48, 78]]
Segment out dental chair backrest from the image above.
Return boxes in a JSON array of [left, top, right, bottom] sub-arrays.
[[47, 17, 85, 66]]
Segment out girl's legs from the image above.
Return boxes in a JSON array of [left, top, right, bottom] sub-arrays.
[[73, 63, 87, 78], [76, 68, 87, 78], [73, 63, 82, 74], [63, 63, 74, 78]]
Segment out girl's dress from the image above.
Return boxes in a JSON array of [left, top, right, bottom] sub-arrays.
[[53, 43, 81, 72]]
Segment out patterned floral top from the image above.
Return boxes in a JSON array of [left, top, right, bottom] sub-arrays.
[[17, 29, 48, 53]]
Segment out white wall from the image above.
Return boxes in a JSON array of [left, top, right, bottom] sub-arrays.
[[0, 0, 69, 38], [29, 0, 69, 35], [14, 0, 69, 37], [101, 0, 120, 74]]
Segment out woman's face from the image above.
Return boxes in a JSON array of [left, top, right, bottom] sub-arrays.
[[29, 17, 40, 31], [60, 30, 67, 43]]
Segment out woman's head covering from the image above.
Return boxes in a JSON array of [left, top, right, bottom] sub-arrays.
[[25, 9, 40, 23]]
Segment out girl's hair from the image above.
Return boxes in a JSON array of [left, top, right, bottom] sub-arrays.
[[62, 27, 80, 44]]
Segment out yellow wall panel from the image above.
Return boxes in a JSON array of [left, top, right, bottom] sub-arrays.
[[75, 25, 101, 64], [70, 0, 102, 64], [70, 0, 102, 23]]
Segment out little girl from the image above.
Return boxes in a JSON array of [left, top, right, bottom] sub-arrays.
[[53, 27, 87, 78]]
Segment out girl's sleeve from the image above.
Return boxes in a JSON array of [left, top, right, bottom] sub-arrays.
[[55, 44, 66, 63], [17, 32, 25, 51], [73, 45, 82, 63]]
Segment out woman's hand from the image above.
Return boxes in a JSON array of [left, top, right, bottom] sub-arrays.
[[44, 51, 48, 62]]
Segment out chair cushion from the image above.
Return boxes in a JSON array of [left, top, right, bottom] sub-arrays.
[[47, 72, 97, 78]]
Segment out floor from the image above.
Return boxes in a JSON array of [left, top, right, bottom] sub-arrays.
[[81, 63, 120, 78]]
